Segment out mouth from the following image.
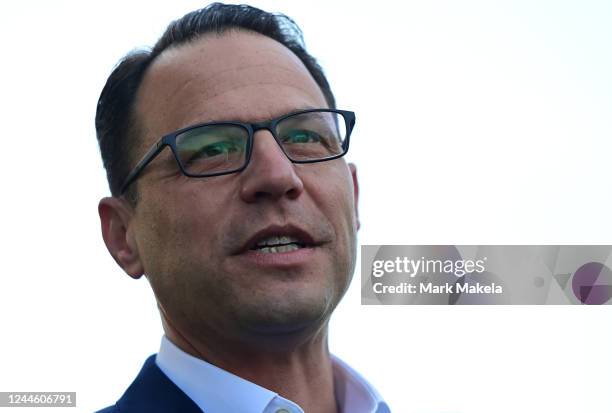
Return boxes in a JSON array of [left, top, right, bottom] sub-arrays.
[[231, 224, 328, 268], [250, 235, 307, 253], [238, 225, 319, 255]]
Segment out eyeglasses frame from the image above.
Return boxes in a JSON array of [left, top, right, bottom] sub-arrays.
[[119, 108, 356, 194]]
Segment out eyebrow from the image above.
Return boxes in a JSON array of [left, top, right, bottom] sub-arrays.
[[187, 105, 321, 126]]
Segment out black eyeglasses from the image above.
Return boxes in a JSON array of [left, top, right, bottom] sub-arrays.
[[120, 108, 356, 194]]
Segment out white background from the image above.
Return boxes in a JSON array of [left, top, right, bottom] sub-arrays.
[[1, 1, 611, 412]]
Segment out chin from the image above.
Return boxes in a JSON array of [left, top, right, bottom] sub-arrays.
[[235, 292, 334, 339]]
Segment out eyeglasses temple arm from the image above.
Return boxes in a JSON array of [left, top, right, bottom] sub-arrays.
[[119, 141, 166, 195]]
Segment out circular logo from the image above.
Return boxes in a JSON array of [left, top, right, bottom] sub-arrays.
[[571, 262, 612, 305]]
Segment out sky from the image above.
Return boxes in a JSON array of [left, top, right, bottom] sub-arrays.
[[1, 1, 611, 412]]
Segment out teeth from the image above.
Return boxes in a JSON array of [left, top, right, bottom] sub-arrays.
[[258, 244, 301, 253], [255, 235, 300, 248]]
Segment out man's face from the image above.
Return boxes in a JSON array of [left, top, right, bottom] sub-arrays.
[[128, 30, 359, 342]]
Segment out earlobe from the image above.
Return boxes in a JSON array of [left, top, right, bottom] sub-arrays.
[[98, 197, 144, 279], [348, 163, 360, 230]]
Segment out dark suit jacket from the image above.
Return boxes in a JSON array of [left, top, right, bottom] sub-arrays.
[[96, 355, 203, 413]]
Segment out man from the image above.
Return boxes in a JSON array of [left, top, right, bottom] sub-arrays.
[[95, 3, 389, 412]]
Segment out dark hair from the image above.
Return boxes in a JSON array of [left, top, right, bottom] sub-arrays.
[[95, 3, 336, 202]]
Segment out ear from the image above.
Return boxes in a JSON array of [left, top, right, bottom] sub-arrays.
[[98, 197, 144, 278], [348, 163, 360, 230]]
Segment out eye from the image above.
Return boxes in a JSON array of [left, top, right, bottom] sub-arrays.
[[183, 139, 242, 166], [280, 129, 322, 144], [201, 141, 240, 157]]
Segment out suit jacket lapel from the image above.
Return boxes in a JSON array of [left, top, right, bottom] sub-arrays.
[[114, 355, 203, 413]]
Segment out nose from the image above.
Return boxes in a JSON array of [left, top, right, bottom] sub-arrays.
[[239, 130, 304, 203]]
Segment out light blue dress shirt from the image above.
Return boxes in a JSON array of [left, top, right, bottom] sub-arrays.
[[156, 336, 390, 413]]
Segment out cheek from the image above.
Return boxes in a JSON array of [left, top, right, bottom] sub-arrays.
[[310, 163, 357, 230], [304, 163, 358, 271], [133, 190, 234, 321], [133, 188, 224, 279]]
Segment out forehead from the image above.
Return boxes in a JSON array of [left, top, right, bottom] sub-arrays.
[[134, 30, 328, 143]]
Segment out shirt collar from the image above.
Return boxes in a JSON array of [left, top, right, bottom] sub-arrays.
[[156, 335, 389, 413], [332, 355, 389, 413]]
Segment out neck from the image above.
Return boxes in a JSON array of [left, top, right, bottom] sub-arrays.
[[161, 312, 339, 413]]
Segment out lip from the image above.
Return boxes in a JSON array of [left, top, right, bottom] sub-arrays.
[[236, 224, 319, 255], [238, 245, 317, 267]]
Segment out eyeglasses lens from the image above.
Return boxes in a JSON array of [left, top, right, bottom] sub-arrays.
[[175, 124, 249, 175], [275, 111, 346, 161], [174, 111, 347, 176]]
